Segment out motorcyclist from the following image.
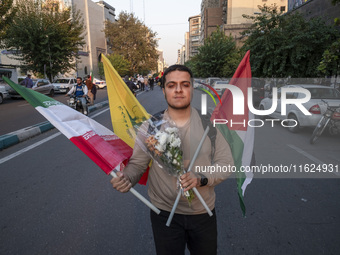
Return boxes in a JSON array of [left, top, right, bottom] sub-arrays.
[[65, 77, 89, 115], [124, 75, 137, 97]]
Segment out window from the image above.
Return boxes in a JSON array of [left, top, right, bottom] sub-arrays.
[[280, 6, 286, 12]]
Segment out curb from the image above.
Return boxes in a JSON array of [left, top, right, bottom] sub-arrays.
[[0, 100, 109, 151]]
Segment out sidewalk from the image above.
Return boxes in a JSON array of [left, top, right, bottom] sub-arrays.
[[0, 100, 109, 151]]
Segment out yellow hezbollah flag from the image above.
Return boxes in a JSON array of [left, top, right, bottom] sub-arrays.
[[101, 54, 149, 148]]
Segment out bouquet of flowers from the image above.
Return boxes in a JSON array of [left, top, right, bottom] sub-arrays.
[[135, 117, 195, 205]]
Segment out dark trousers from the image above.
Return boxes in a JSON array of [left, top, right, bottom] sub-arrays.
[[150, 209, 217, 255]]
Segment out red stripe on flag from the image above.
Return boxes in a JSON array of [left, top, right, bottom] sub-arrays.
[[211, 50, 252, 131], [70, 131, 132, 175]]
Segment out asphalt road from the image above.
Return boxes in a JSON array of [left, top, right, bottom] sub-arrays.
[[0, 88, 109, 136], [0, 87, 339, 254]]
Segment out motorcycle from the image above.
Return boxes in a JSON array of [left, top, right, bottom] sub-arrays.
[[67, 94, 89, 116], [310, 100, 340, 144]]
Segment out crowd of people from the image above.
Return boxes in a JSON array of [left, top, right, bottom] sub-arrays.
[[124, 74, 161, 96]]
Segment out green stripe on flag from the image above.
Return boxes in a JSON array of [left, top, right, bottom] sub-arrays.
[[216, 124, 247, 216], [3, 77, 61, 108]]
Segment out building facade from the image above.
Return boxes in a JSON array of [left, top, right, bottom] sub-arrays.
[[72, 0, 115, 79], [288, 0, 340, 28], [199, 0, 288, 46], [188, 15, 201, 59], [200, 0, 224, 44]]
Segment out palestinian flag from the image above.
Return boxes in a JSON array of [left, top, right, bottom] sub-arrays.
[[211, 50, 254, 215], [3, 76, 132, 175]]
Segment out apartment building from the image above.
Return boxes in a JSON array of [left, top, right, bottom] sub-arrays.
[[188, 15, 201, 59], [200, 0, 288, 46], [72, 0, 115, 78]]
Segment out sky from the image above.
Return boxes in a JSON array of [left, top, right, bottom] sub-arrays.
[[106, 0, 202, 65]]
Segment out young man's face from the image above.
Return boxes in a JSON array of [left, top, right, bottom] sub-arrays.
[[162, 70, 192, 110], [76, 78, 82, 84]]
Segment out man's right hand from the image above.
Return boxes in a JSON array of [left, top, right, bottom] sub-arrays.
[[110, 171, 132, 193]]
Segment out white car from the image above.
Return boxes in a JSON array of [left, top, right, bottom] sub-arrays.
[[0, 85, 9, 104], [93, 78, 106, 89], [212, 81, 229, 96], [51, 78, 76, 93], [259, 84, 340, 132], [9, 78, 55, 98]]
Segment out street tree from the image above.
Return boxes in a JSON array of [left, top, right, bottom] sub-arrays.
[[104, 12, 158, 75], [98, 53, 131, 77], [318, 0, 340, 77], [0, 0, 17, 45], [242, 4, 339, 77], [2, 0, 85, 81], [189, 28, 241, 78]]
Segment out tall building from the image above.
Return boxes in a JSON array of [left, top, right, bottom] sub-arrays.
[[288, 0, 340, 28], [200, 0, 288, 46], [188, 15, 201, 59], [200, 0, 223, 45], [157, 49, 165, 74], [72, 0, 115, 78]]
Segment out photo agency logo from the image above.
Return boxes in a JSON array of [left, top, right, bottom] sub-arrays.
[[199, 79, 313, 128]]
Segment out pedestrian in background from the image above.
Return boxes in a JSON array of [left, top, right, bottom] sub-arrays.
[[149, 77, 154, 91], [21, 74, 33, 89], [140, 76, 145, 91], [85, 75, 94, 105], [144, 76, 149, 91]]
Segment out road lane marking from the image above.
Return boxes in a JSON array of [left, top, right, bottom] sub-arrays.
[[18, 103, 30, 107], [0, 133, 61, 164], [0, 107, 110, 165], [287, 144, 340, 177]]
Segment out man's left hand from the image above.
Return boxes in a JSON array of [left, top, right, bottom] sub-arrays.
[[180, 172, 200, 192]]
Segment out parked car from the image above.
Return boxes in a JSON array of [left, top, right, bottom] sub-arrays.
[[93, 78, 106, 89], [8, 78, 55, 98], [259, 84, 340, 132], [205, 77, 221, 86], [212, 81, 229, 96], [52, 78, 76, 93], [0, 85, 9, 104], [193, 78, 203, 88]]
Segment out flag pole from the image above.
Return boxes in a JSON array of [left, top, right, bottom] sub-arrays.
[[110, 170, 160, 215], [166, 126, 213, 227]]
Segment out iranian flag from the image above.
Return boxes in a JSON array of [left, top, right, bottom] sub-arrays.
[[211, 50, 254, 215], [3, 76, 160, 214]]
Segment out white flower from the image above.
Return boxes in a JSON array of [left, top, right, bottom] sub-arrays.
[[159, 133, 168, 146], [170, 137, 181, 148], [166, 151, 172, 159], [172, 159, 177, 165], [166, 127, 178, 134], [154, 131, 163, 139], [155, 143, 166, 152]]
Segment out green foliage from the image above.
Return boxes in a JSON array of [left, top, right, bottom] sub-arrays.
[[189, 28, 241, 78], [98, 53, 131, 77], [2, 0, 85, 81], [242, 4, 340, 77], [318, 38, 340, 76], [104, 12, 158, 75], [0, 0, 17, 44]]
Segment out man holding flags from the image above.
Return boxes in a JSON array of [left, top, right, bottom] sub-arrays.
[[110, 64, 234, 255]]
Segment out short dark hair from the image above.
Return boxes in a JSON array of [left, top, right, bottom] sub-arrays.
[[87, 75, 91, 78], [76, 77, 82, 80], [161, 65, 193, 88]]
